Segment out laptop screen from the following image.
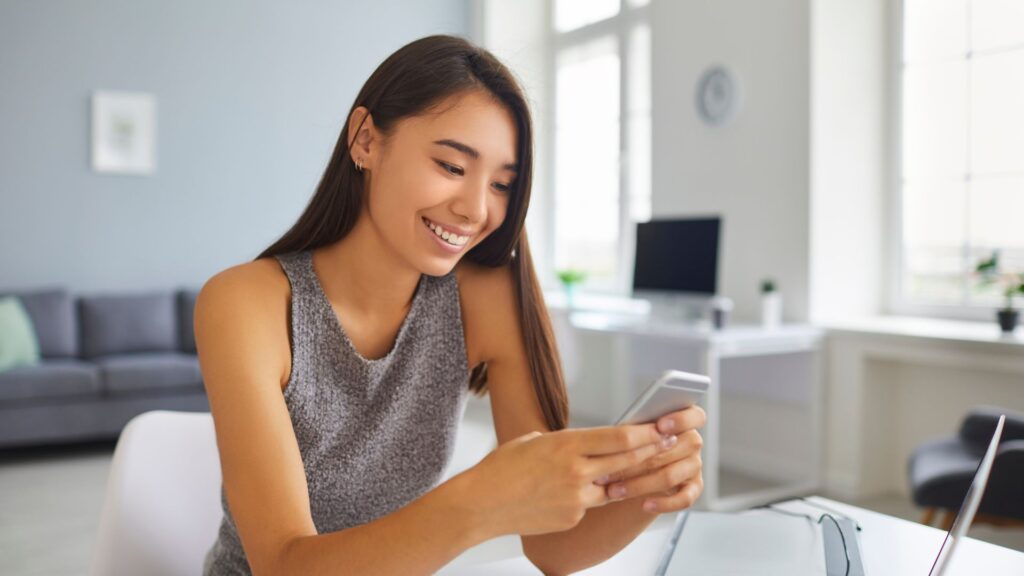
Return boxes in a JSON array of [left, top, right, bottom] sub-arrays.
[[928, 414, 1006, 576]]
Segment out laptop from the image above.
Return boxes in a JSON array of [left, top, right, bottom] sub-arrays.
[[656, 414, 1007, 576]]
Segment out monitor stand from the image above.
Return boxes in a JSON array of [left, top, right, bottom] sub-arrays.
[[633, 291, 713, 325]]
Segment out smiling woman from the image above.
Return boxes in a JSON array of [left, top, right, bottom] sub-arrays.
[[256, 39, 555, 411], [194, 33, 703, 576]]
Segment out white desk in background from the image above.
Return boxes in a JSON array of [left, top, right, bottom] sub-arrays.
[[545, 293, 825, 511], [439, 496, 1024, 575]]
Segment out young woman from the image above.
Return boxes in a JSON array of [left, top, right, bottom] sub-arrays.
[[196, 34, 706, 575]]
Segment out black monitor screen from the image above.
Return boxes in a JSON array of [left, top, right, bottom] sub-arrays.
[[632, 217, 720, 295]]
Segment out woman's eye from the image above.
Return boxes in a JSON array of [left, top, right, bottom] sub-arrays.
[[436, 160, 464, 176], [435, 159, 511, 193]]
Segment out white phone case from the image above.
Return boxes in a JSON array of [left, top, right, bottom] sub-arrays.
[[615, 369, 710, 425]]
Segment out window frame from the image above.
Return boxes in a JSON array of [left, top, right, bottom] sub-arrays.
[[545, 0, 651, 295], [886, 0, 1020, 323]]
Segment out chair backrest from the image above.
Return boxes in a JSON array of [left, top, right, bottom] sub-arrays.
[[90, 410, 223, 576]]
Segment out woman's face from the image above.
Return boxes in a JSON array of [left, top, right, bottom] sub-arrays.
[[355, 89, 518, 277]]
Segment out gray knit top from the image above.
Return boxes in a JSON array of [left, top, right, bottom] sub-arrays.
[[203, 249, 471, 575]]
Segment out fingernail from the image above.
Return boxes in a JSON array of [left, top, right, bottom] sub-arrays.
[[595, 475, 610, 485], [643, 500, 658, 512], [661, 434, 678, 449], [609, 484, 626, 499], [659, 419, 675, 433]]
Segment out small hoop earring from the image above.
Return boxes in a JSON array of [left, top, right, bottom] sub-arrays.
[[355, 158, 363, 172]]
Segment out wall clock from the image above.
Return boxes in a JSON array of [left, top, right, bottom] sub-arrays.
[[695, 66, 739, 126]]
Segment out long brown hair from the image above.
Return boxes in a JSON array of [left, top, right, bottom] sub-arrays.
[[255, 35, 568, 431]]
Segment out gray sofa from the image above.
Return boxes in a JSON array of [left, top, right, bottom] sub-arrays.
[[0, 287, 209, 449]]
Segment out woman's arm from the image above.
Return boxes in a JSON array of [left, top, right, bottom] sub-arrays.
[[520, 496, 659, 575], [457, 261, 695, 575], [195, 264, 495, 576], [279, 470, 492, 575], [487, 346, 667, 575]]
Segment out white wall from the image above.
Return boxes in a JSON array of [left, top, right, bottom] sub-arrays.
[[651, 0, 811, 324], [808, 0, 889, 323]]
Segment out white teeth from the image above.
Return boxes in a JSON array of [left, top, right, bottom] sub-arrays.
[[425, 218, 469, 246]]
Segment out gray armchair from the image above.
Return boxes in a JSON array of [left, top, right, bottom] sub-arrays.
[[908, 405, 1024, 529]]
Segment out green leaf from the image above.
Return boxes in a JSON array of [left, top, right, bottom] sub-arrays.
[[556, 268, 587, 286], [975, 250, 1000, 275]]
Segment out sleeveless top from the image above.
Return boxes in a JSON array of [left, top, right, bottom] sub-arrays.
[[202, 249, 471, 575]]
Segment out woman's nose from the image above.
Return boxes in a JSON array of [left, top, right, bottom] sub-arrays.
[[451, 180, 488, 225]]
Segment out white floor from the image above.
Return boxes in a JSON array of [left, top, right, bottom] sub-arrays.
[[2, 413, 1022, 576]]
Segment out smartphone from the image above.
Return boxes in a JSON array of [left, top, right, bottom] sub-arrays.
[[615, 369, 710, 425]]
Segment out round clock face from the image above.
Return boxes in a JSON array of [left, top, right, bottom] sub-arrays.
[[696, 67, 739, 126]]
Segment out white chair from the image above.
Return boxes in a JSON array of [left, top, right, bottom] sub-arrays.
[[90, 407, 497, 575], [90, 410, 223, 576]]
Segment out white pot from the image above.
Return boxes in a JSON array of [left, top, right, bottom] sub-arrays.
[[761, 292, 782, 328]]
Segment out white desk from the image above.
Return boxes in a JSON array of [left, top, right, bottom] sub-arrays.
[[439, 496, 1024, 575], [547, 301, 824, 511]]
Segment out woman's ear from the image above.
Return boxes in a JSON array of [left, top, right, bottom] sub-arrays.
[[347, 106, 376, 169]]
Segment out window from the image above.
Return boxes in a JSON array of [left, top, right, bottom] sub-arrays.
[[897, 0, 1024, 317], [551, 0, 651, 294]]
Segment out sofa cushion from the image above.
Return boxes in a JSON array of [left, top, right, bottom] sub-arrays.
[[79, 292, 178, 359], [178, 288, 200, 353], [0, 288, 77, 358], [95, 352, 202, 395], [0, 296, 41, 372], [0, 359, 101, 403]]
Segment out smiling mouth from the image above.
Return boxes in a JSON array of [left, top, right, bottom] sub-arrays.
[[422, 216, 472, 247]]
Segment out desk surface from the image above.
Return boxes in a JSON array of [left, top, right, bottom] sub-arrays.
[[564, 310, 823, 344], [438, 496, 1024, 575]]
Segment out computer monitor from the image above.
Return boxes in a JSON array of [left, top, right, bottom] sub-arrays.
[[632, 216, 721, 307]]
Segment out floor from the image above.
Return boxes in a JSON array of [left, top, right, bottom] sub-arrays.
[[2, 411, 1022, 575], [0, 439, 116, 576]]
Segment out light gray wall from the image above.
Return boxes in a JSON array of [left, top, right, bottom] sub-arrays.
[[0, 0, 468, 293], [651, 0, 811, 323]]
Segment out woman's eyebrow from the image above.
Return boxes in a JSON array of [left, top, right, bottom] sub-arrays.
[[432, 139, 518, 172]]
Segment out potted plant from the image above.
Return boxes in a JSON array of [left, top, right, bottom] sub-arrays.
[[556, 268, 587, 308], [760, 278, 782, 329], [973, 250, 1024, 333]]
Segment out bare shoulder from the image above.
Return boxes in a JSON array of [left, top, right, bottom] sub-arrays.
[[201, 257, 290, 301], [196, 257, 293, 391], [453, 259, 519, 369]]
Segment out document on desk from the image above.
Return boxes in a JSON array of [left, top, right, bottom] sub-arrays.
[[659, 510, 828, 576]]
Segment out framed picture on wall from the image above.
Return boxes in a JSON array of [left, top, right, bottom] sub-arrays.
[[91, 90, 156, 175]]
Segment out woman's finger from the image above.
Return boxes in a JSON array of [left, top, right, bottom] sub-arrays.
[[640, 476, 704, 514], [656, 404, 707, 436], [603, 454, 702, 502], [567, 423, 662, 456], [595, 429, 702, 486], [584, 433, 678, 480]]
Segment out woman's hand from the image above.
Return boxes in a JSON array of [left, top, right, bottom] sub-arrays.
[[463, 423, 681, 537], [594, 405, 706, 515]]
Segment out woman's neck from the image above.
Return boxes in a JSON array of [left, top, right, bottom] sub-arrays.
[[312, 215, 421, 320]]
